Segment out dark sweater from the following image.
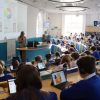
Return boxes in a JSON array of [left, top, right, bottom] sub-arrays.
[[0, 74, 13, 82], [60, 75, 100, 100]]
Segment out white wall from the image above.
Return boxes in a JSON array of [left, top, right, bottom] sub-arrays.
[[47, 12, 100, 36], [47, 13, 62, 37], [27, 6, 47, 38], [17, 2, 27, 34], [86, 13, 100, 26], [27, 6, 39, 38]]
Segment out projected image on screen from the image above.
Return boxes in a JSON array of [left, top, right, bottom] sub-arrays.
[[52, 71, 66, 85]]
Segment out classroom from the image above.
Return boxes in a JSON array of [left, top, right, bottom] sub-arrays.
[[0, 0, 100, 100]]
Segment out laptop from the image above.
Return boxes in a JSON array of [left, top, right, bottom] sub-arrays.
[[10, 65, 16, 72], [8, 79, 16, 94], [37, 62, 46, 71], [51, 70, 68, 90]]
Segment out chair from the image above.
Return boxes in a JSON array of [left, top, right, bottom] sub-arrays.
[[92, 51, 100, 60], [49, 92, 58, 100]]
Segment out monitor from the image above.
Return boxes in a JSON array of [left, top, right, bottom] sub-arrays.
[[27, 41, 33, 47]]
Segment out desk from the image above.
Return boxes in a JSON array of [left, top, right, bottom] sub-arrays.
[[0, 72, 80, 100], [16, 43, 50, 62]]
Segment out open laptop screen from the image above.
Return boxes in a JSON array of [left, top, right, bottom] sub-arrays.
[[37, 62, 46, 70], [52, 70, 66, 85], [8, 79, 16, 94]]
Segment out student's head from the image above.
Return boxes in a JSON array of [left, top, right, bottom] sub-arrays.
[[61, 54, 72, 64], [31, 60, 35, 65], [69, 47, 75, 53], [84, 50, 91, 55], [16, 64, 42, 92], [0, 65, 3, 75], [55, 52, 60, 58], [0, 60, 5, 72], [71, 52, 79, 60], [12, 59, 19, 69], [80, 52, 87, 57], [97, 46, 100, 51], [64, 51, 70, 54], [35, 56, 42, 63], [45, 54, 51, 62], [42, 34, 46, 37], [91, 46, 96, 51], [77, 56, 96, 78], [0, 60, 5, 68], [70, 45, 75, 48]]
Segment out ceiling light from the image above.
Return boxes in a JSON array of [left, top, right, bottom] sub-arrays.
[[57, 6, 88, 12], [48, 0, 84, 3]]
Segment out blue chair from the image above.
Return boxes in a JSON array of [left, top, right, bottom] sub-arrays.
[[51, 45, 55, 54], [49, 92, 58, 100], [92, 51, 100, 60]]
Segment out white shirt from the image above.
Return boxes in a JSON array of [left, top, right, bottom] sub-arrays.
[[0, 73, 4, 77], [85, 72, 96, 80]]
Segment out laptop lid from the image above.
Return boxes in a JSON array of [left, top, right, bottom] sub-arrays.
[[37, 62, 46, 71], [10, 65, 16, 72], [8, 79, 16, 94], [52, 70, 67, 86], [10, 65, 13, 70]]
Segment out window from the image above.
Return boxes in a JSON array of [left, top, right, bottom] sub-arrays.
[[36, 12, 43, 37], [63, 15, 84, 36]]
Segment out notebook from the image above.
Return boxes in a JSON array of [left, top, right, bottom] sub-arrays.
[[8, 79, 16, 94], [51, 70, 68, 90]]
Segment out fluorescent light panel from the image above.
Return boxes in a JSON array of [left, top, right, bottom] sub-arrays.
[[57, 6, 88, 12], [49, 0, 84, 3]]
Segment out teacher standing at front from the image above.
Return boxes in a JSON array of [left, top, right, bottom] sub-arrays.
[[18, 31, 26, 62]]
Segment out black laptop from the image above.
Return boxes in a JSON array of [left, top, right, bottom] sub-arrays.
[[51, 70, 68, 90], [8, 79, 16, 94]]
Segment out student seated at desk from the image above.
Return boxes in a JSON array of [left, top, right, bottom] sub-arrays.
[[61, 54, 72, 69], [10, 59, 20, 71], [60, 56, 100, 100], [54, 52, 61, 66], [59, 54, 72, 76], [45, 54, 55, 67], [68, 44, 77, 53], [6, 65, 57, 100], [31, 55, 42, 67], [0, 60, 10, 74], [55, 52, 60, 59], [71, 52, 79, 68], [91, 46, 100, 60], [0, 65, 13, 82], [84, 50, 91, 55]]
